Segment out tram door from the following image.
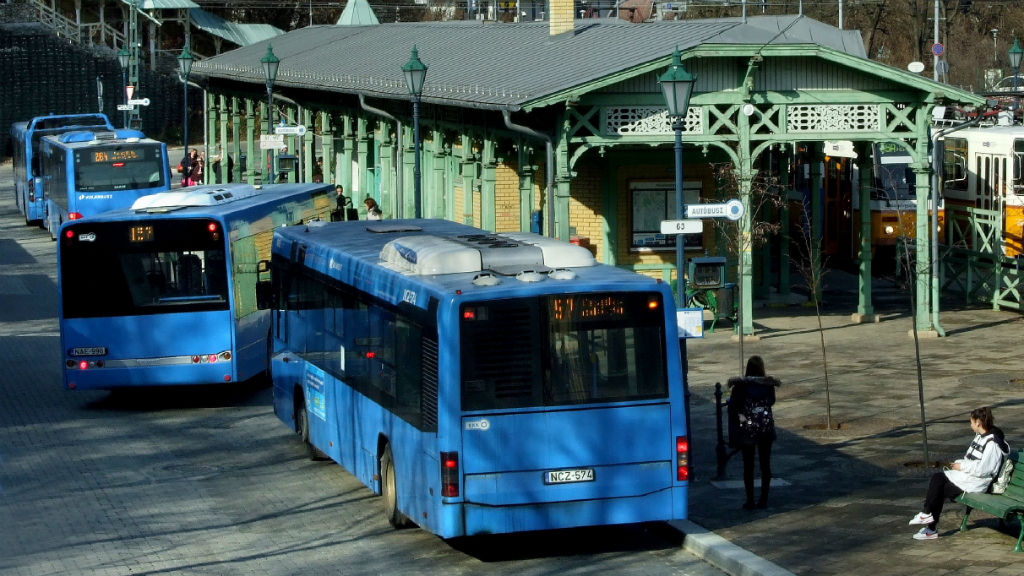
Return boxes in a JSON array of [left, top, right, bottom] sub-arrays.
[[822, 157, 852, 258]]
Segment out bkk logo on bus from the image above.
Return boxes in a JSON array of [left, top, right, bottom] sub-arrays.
[[464, 419, 490, 431]]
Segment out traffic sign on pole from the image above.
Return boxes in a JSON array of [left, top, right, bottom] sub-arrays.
[[660, 219, 704, 235], [260, 134, 285, 150], [128, 98, 150, 106], [274, 125, 307, 136], [685, 198, 745, 221]]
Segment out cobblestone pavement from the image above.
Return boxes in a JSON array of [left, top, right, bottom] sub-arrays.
[[683, 273, 1024, 575]]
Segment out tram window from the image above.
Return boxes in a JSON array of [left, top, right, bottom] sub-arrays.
[[942, 138, 967, 195], [1014, 140, 1024, 193]]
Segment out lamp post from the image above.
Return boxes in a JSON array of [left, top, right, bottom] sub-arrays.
[[117, 46, 130, 129], [178, 45, 194, 182], [658, 46, 696, 309], [402, 45, 427, 219], [261, 44, 280, 185], [1009, 38, 1023, 114]]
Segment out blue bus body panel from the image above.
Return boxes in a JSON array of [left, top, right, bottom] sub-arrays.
[[270, 219, 688, 538], [10, 114, 115, 223], [61, 310, 235, 390]]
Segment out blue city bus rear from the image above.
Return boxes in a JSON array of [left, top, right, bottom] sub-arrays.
[[41, 129, 170, 238], [58, 183, 333, 390], [270, 220, 688, 538], [10, 113, 114, 224]]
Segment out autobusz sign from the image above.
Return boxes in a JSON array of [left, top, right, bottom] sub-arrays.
[[685, 198, 744, 221]]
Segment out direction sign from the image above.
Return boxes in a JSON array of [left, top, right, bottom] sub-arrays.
[[685, 198, 745, 221], [260, 134, 285, 150], [660, 219, 704, 235], [116, 104, 134, 111], [128, 98, 150, 106], [274, 124, 307, 136]]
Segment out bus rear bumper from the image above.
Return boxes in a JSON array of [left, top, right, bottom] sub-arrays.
[[63, 362, 237, 390], [444, 486, 687, 537]]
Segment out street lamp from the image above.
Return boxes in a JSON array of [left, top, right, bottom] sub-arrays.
[[178, 45, 194, 181], [402, 45, 427, 219], [261, 43, 280, 184], [1009, 38, 1023, 113], [658, 46, 696, 309], [117, 45, 130, 129]]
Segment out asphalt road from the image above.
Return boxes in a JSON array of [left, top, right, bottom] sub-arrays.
[[0, 160, 726, 576]]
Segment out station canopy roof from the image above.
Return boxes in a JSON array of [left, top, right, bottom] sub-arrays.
[[190, 7, 284, 47], [191, 15, 983, 112]]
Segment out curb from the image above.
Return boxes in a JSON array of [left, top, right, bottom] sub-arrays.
[[670, 519, 796, 576]]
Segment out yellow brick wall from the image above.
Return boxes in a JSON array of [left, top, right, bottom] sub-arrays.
[[549, 0, 574, 35], [495, 162, 520, 232]]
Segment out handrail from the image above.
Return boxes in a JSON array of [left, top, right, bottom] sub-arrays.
[[31, 0, 126, 51]]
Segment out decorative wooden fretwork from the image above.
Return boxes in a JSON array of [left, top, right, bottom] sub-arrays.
[[786, 104, 881, 132], [603, 106, 703, 136]]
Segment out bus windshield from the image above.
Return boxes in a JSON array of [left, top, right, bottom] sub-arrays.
[[460, 292, 668, 410], [61, 219, 229, 319], [74, 144, 167, 192]]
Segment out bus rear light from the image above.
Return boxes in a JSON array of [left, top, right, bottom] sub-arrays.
[[79, 361, 89, 370], [208, 354, 218, 363], [65, 229, 74, 239], [441, 451, 459, 497], [648, 297, 659, 310], [69, 212, 83, 220], [676, 436, 690, 481], [192, 355, 201, 364], [223, 375, 231, 382]]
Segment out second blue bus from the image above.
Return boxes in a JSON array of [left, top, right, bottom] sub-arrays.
[[10, 113, 115, 225], [58, 182, 334, 390], [40, 128, 171, 239], [270, 219, 689, 538]]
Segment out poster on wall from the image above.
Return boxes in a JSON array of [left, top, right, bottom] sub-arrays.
[[630, 180, 702, 252]]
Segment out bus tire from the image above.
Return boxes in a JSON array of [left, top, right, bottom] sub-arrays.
[[381, 444, 411, 529], [295, 392, 327, 461]]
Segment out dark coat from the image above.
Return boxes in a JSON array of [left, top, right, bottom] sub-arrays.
[[727, 375, 781, 446]]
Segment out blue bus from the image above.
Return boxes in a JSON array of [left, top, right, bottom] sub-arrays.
[[270, 219, 689, 538], [40, 128, 172, 239], [57, 183, 335, 391], [10, 113, 115, 225]]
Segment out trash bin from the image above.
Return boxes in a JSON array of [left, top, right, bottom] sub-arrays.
[[530, 210, 542, 234], [716, 282, 736, 320]]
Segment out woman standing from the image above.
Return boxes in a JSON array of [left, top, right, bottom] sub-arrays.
[[909, 407, 1009, 540], [364, 197, 382, 220], [728, 355, 781, 510]]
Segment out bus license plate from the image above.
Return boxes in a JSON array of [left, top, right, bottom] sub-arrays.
[[544, 468, 595, 484], [71, 347, 107, 356]]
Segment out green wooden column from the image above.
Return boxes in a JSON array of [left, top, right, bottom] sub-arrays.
[[430, 130, 446, 220], [377, 121, 394, 217], [553, 118, 572, 241], [401, 121, 414, 218], [778, 148, 791, 297], [340, 114, 354, 194], [600, 149, 616, 264], [460, 135, 475, 226], [245, 98, 256, 185], [319, 111, 334, 185], [284, 107, 297, 183], [206, 91, 217, 172], [855, 142, 875, 321], [302, 108, 314, 182], [481, 137, 497, 232], [356, 117, 370, 210], [217, 94, 229, 184], [230, 96, 241, 184]]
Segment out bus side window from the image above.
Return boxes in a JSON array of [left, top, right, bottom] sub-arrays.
[[256, 259, 272, 309]]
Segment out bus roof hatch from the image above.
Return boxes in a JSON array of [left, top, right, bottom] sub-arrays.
[[380, 232, 596, 276], [132, 184, 261, 211]]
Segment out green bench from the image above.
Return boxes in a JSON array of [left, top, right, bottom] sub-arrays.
[[957, 451, 1024, 552]]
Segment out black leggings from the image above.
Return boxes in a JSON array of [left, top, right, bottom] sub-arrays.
[[923, 472, 963, 530], [741, 438, 773, 505]]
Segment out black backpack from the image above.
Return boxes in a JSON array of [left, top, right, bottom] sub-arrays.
[[742, 396, 774, 440]]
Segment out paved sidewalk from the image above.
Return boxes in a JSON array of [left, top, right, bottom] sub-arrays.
[[681, 274, 1024, 575]]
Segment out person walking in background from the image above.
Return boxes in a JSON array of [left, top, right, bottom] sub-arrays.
[[728, 355, 781, 510], [188, 151, 205, 186], [364, 197, 382, 220], [331, 185, 354, 221], [179, 149, 196, 187], [909, 407, 1009, 540]]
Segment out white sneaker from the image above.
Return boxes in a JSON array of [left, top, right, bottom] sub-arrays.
[[909, 512, 934, 525], [913, 527, 938, 540]]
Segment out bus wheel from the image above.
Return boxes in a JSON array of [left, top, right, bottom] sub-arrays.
[[381, 444, 411, 529], [295, 393, 327, 461]]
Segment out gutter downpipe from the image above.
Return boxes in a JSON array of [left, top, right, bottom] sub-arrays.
[[929, 103, 990, 336], [359, 94, 403, 217], [503, 109, 554, 237]]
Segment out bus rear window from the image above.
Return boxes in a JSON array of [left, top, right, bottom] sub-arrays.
[[460, 292, 668, 411], [60, 219, 229, 318], [74, 143, 166, 192]]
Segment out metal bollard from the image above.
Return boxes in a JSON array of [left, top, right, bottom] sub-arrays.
[[714, 382, 739, 480]]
